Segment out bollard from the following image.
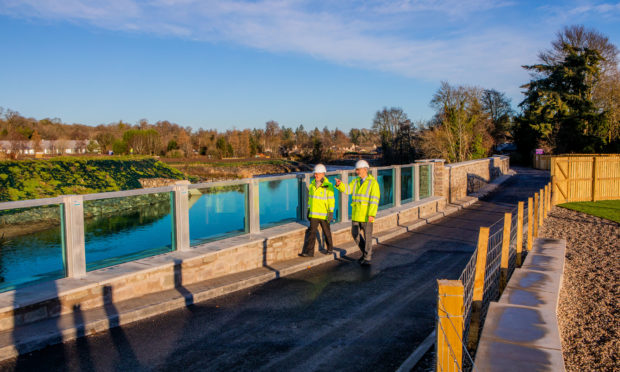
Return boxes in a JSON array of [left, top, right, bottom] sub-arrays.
[[500, 212, 511, 293], [467, 226, 489, 351], [516, 201, 524, 266], [436, 280, 464, 372], [533, 193, 539, 237], [527, 197, 533, 251]]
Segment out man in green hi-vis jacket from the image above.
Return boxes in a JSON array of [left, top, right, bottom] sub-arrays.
[[335, 160, 380, 266], [299, 164, 336, 257]]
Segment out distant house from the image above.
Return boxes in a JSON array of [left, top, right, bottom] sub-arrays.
[[0, 140, 92, 155]]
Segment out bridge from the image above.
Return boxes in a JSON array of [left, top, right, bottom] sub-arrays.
[[0, 156, 557, 370]]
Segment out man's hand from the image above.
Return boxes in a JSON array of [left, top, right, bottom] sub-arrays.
[[327, 212, 333, 223], [335, 178, 341, 187], [307, 210, 311, 220], [368, 216, 375, 223]]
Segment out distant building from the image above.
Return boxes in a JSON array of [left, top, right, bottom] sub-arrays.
[[0, 140, 92, 155]]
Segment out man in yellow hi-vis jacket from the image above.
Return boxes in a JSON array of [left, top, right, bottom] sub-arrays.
[[300, 164, 336, 257], [335, 160, 380, 265]]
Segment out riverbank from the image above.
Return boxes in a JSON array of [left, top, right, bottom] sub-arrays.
[[539, 207, 619, 372]]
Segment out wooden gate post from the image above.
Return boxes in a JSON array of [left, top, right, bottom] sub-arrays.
[[516, 201, 524, 266], [436, 280, 464, 372], [533, 193, 539, 237], [467, 227, 489, 351], [527, 197, 533, 251], [500, 212, 512, 293]]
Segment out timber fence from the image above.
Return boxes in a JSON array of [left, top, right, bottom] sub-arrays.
[[435, 181, 552, 372], [551, 154, 620, 204]]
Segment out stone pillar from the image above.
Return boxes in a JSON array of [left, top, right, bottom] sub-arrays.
[[62, 195, 86, 278], [431, 159, 447, 199], [394, 167, 401, 207], [248, 179, 260, 234]]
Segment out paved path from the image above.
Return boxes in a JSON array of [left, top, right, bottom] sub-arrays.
[[0, 167, 549, 372]]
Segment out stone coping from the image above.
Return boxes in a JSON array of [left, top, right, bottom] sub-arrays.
[[0, 196, 443, 316], [474, 238, 566, 371]]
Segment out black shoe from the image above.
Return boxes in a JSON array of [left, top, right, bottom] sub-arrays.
[[322, 249, 334, 255], [357, 256, 365, 263], [359, 259, 371, 266], [298, 253, 313, 257]]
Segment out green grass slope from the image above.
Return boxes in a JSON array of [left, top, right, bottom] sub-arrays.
[[0, 157, 186, 202], [559, 200, 620, 223]]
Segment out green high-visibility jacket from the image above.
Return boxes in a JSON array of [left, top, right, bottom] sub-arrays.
[[336, 175, 380, 222], [308, 178, 336, 220]]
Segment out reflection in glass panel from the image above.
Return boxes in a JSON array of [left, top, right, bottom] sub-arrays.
[[190, 184, 247, 245], [401, 167, 414, 203], [83, 192, 174, 271], [259, 178, 300, 229], [419, 165, 432, 199], [377, 169, 394, 210], [325, 175, 341, 223], [0, 205, 65, 292]]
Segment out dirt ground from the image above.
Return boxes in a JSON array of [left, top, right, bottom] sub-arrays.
[[539, 206, 619, 372]]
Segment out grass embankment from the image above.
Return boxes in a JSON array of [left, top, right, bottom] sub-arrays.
[[0, 157, 186, 202], [558, 200, 620, 223], [164, 158, 311, 182]]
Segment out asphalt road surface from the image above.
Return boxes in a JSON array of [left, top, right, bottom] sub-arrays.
[[1, 167, 549, 372]]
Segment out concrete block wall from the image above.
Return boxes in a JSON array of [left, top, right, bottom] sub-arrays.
[[443, 156, 510, 203]]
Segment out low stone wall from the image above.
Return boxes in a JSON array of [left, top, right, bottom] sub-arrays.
[[0, 197, 446, 332], [444, 156, 509, 203]]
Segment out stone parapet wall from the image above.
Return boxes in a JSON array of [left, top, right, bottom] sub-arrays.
[[444, 156, 509, 203]]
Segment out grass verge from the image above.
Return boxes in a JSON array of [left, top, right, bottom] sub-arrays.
[[558, 199, 620, 223]]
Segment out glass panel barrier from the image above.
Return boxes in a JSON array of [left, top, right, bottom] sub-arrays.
[[189, 184, 247, 245], [83, 192, 174, 271], [259, 178, 300, 229], [377, 169, 394, 210], [325, 175, 341, 223], [0, 205, 65, 292], [400, 167, 414, 203], [347, 172, 356, 218], [419, 165, 432, 199]]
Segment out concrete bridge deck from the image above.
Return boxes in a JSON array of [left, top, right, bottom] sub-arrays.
[[0, 167, 550, 371]]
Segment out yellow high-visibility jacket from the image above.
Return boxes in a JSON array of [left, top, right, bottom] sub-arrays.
[[308, 178, 336, 220], [336, 175, 380, 222]]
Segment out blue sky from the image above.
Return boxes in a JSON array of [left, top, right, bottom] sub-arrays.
[[1, 1, 619, 132]]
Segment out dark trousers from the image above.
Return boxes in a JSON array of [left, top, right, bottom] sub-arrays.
[[301, 218, 333, 256], [352, 221, 374, 260]]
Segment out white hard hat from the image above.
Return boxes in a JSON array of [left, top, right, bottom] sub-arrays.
[[313, 164, 327, 173], [355, 160, 370, 169]]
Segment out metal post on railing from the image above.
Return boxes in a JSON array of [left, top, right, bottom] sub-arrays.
[[394, 166, 401, 207], [248, 178, 260, 234], [62, 195, 86, 278], [339, 171, 349, 223], [500, 212, 512, 293], [516, 201, 524, 266], [527, 197, 533, 251], [414, 165, 420, 201], [301, 173, 310, 221], [467, 226, 489, 351], [436, 279, 464, 372], [172, 185, 190, 251]]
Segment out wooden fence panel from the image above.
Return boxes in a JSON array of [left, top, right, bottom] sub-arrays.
[[551, 155, 620, 203]]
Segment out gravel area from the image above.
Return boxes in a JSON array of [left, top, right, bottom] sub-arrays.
[[539, 206, 619, 372]]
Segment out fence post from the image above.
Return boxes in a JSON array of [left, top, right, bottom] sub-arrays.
[[394, 166, 401, 207], [539, 188, 544, 226], [500, 212, 511, 293], [527, 197, 533, 251], [467, 226, 489, 351], [248, 179, 260, 234], [545, 184, 550, 217], [548, 182, 552, 213], [172, 185, 190, 251], [339, 171, 349, 222], [436, 279, 464, 372], [592, 156, 598, 202], [62, 195, 86, 278], [516, 201, 524, 266], [533, 193, 539, 237]]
